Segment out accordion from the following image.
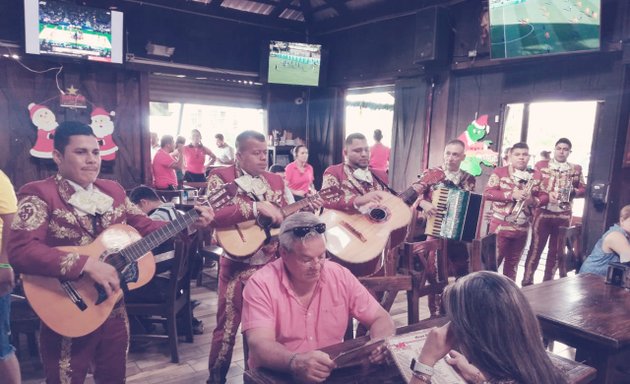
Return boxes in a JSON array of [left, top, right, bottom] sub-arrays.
[[424, 188, 482, 242]]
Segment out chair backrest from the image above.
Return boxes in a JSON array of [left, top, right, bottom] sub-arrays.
[[400, 238, 447, 285], [557, 224, 583, 278], [164, 231, 192, 307], [470, 233, 497, 272]]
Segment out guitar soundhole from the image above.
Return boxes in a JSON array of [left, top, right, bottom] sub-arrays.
[[368, 207, 388, 222]]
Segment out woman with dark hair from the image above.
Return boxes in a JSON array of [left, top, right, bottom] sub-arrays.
[[580, 204, 630, 276], [285, 145, 315, 200], [183, 129, 216, 182], [412, 271, 567, 384]]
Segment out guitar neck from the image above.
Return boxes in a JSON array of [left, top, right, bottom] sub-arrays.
[[281, 194, 320, 217], [122, 209, 199, 262], [399, 186, 419, 206]]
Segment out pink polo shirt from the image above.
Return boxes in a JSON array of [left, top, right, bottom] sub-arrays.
[[152, 148, 177, 189], [285, 162, 314, 194], [369, 142, 390, 172], [183, 145, 206, 174], [242, 258, 382, 369]]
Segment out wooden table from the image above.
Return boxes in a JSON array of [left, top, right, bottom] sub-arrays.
[[244, 317, 596, 384], [522, 273, 630, 384]]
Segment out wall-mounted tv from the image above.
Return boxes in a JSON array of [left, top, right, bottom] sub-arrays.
[[267, 41, 322, 87], [24, 0, 124, 64], [489, 0, 600, 59]]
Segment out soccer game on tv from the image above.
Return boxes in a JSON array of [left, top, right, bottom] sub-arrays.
[[267, 41, 322, 87], [24, 0, 123, 63], [489, 0, 600, 59]]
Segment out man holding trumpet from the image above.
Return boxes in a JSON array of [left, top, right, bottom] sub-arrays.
[[522, 138, 586, 286], [483, 143, 548, 280]]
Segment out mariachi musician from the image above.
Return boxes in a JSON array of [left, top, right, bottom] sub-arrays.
[[205, 130, 292, 384], [483, 142, 548, 281], [522, 138, 586, 286], [321, 133, 393, 275], [411, 139, 476, 317]]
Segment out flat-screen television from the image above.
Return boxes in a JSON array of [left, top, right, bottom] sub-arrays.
[[489, 0, 600, 59], [267, 40, 322, 87], [24, 0, 124, 64]]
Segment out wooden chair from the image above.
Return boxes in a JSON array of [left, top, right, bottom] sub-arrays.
[[125, 231, 193, 363], [398, 238, 448, 324], [194, 227, 224, 287], [556, 224, 583, 278], [469, 233, 498, 272]]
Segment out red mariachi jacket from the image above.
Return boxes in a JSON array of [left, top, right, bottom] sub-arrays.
[[321, 163, 389, 212], [206, 165, 289, 227], [534, 159, 586, 213], [8, 175, 165, 280], [483, 165, 549, 230]]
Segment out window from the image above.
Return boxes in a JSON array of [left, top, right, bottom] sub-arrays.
[[345, 88, 395, 148]]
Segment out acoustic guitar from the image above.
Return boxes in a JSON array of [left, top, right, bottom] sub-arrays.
[[21, 184, 237, 338], [321, 172, 443, 276], [215, 186, 341, 257]]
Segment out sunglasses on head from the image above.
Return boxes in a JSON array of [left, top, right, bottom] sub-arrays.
[[284, 223, 327, 238]]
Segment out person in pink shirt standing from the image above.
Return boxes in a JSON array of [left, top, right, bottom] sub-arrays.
[[184, 129, 216, 182], [284, 145, 315, 201], [369, 129, 390, 178], [242, 212, 395, 383], [152, 135, 184, 190]]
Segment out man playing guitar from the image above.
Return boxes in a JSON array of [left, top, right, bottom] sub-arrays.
[[411, 139, 476, 317], [7, 122, 214, 383], [206, 131, 323, 384]]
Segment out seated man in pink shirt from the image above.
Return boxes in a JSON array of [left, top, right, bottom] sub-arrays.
[[242, 212, 395, 383]]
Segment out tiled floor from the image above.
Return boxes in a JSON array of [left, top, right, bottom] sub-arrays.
[[18, 246, 575, 384]]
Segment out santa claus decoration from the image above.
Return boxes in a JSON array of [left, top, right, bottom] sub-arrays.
[[28, 103, 58, 159], [90, 107, 119, 161]]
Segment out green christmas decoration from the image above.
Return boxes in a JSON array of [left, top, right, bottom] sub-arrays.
[[456, 114, 499, 176]]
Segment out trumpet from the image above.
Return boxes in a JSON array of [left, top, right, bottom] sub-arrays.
[[505, 173, 536, 224]]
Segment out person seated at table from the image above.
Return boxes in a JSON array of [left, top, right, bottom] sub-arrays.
[[285, 145, 315, 201], [579, 204, 630, 276], [242, 212, 395, 383], [411, 271, 567, 384], [127, 185, 205, 334]]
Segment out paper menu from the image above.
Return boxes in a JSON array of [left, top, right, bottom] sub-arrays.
[[386, 329, 466, 384]]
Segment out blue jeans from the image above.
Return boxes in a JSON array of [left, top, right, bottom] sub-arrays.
[[0, 294, 15, 359]]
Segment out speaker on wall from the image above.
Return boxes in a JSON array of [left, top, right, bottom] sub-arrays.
[[413, 6, 451, 65]]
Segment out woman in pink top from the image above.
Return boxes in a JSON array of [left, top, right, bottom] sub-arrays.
[[285, 145, 315, 200], [369, 129, 390, 173], [183, 129, 216, 182]]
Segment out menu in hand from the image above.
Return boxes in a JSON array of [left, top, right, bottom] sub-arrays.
[[386, 329, 466, 384]]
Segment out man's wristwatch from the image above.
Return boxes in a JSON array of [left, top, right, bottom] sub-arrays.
[[410, 358, 434, 376]]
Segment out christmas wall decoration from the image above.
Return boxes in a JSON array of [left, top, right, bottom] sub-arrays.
[[90, 107, 119, 161], [28, 103, 58, 159], [457, 114, 499, 176]]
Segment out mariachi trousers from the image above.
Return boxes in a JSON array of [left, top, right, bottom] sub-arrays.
[[39, 302, 128, 384], [489, 220, 529, 281], [207, 257, 262, 384], [522, 209, 572, 286]]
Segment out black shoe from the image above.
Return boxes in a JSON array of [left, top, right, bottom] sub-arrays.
[[192, 318, 204, 334], [191, 300, 201, 310]]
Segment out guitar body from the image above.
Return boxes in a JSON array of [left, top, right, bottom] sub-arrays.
[[215, 221, 280, 258], [21, 224, 155, 338], [321, 194, 412, 276]]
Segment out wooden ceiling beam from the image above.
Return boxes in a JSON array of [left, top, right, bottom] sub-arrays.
[[300, 0, 314, 32], [269, 0, 294, 18]]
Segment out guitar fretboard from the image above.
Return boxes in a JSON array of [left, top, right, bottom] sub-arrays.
[[121, 209, 199, 262]]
